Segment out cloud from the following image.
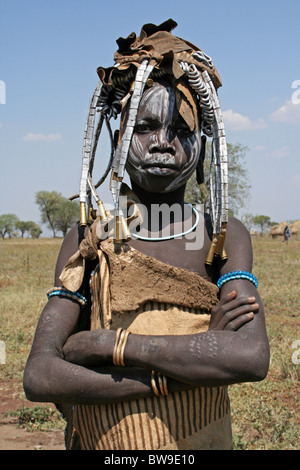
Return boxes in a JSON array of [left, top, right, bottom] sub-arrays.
[[270, 100, 300, 125], [223, 109, 267, 131], [292, 175, 300, 187], [254, 145, 266, 152], [0, 122, 3, 128], [254, 144, 291, 159], [22, 132, 62, 142], [266, 146, 291, 159]]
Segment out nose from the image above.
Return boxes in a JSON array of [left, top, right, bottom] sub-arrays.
[[149, 128, 176, 154]]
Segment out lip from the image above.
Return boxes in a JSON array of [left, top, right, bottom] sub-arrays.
[[143, 153, 179, 170], [144, 166, 179, 175], [143, 160, 180, 175]]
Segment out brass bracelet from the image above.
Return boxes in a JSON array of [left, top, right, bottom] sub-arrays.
[[158, 373, 169, 396], [151, 370, 168, 396], [151, 370, 160, 396], [113, 328, 130, 366]]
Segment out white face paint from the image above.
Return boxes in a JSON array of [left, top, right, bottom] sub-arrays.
[[125, 81, 201, 193]]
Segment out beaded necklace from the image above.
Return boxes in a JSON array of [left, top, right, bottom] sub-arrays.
[[131, 203, 199, 242]]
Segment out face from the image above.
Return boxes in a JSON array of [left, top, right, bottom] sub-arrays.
[[125, 81, 201, 193]]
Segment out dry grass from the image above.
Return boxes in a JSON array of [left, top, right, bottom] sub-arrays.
[[0, 239, 62, 382], [0, 235, 299, 449], [229, 234, 300, 450]]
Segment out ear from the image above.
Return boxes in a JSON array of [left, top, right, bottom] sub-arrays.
[[196, 135, 207, 184], [113, 130, 119, 148]]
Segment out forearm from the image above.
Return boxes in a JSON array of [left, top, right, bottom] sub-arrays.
[[64, 286, 268, 389], [24, 355, 189, 405], [123, 329, 267, 387], [63, 324, 268, 392], [63, 315, 268, 390], [123, 284, 269, 386]]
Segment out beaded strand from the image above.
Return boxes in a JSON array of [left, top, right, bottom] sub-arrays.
[[47, 287, 87, 307], [217, 271, 258, 289]]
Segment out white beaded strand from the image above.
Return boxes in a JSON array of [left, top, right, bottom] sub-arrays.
[[80, 81, 102, 211], [110, 60, 154, 214], [179, 59, 228, 261]]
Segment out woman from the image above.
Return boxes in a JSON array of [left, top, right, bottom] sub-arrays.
[[23, 20, 269, 450]]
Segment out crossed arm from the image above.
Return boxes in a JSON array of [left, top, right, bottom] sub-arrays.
[[23, 220, 270, 406]]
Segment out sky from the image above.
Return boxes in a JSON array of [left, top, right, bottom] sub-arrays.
[[1, 0, 299, 236]]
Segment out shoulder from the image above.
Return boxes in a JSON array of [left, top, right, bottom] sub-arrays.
[[202, 213, 250, 245], [221, 217, 253, 273], [54, 223, 88, 285], [226, 217, 251, 241]]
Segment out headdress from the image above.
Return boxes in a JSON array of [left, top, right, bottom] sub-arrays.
[[76, 19, 228, 264]]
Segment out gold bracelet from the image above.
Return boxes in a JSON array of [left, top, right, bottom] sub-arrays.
[[151, 370, 160, 396], [113, 328, 122, 366], [151, 371, 168, 396], [113, 328, 130, 366], [158, 373, 169, 396]]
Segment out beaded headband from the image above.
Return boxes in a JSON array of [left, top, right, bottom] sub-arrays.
[[77, 19, 228, 264]]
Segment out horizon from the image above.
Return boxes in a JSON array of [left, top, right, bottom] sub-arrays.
[[1, 0, 299, 232]]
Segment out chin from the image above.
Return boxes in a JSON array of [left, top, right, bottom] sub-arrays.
[[136, 175, 180, 194], [127, 164, 193, 194]]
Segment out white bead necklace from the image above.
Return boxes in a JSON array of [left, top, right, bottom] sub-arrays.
[[131, 203, 199, 242]]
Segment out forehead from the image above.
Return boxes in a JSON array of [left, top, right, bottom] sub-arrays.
[[138, 81, 178, 121]]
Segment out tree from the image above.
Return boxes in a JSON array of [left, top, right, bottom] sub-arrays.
[[35, 190, 79, 237], [27, 221, 43, 238], [55, 199, 80, 236], [185, 142, 251, 217], [241, 213, 255, 232], [16, 220, 28, 238], [0, 214, 19, 238], [35, 190, 65, 237], [15, 220, 36, 238], [253, 215, 272, 234]]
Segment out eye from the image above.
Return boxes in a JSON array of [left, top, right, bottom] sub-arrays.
[[175, 126, 193, 136], [134, 123, 153, 133]]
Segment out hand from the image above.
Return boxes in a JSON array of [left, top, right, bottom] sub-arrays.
[[209, 290, 259, 331]]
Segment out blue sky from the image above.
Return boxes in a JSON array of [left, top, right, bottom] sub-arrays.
[[1, 0, 299, 235]]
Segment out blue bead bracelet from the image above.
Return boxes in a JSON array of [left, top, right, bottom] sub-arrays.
[[47, 287, 87, 307], [217, 270, 258, 289]]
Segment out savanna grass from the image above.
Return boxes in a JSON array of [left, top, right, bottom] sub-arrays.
[[230, 234, 300, 450], [0, 239, 62, 383], [0, 235, 299, 449]]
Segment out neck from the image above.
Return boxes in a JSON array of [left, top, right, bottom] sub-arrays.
[[130, 181, 190, 233], [130, 180, 186, 210]]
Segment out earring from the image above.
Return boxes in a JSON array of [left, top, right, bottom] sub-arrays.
[[196, 135, 207, 184], [114, 130, 120, 148]]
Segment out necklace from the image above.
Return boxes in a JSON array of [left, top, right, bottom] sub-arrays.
[[131, 203, 199, 242]]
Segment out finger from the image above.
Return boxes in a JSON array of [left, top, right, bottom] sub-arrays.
[[210, 291, 237, 323], [218, 290, 237, 306], [210, 292, 252, 326], [219, 295, 258, 316], [218, 303, 259, 330], [224, 312, 254, 331], [227, 290, 237, 300]]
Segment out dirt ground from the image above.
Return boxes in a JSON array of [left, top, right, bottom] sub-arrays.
[[0, 381, 65, 451]]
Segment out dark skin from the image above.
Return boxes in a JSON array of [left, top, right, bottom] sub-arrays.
[[23, 82, 269, 406]]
